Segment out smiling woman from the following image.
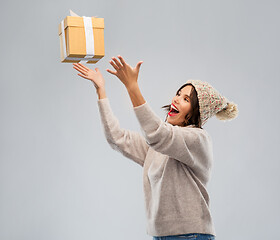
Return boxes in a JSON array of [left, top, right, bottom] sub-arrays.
[[161, 83, 202, 128], [72, 57, 238, 240]]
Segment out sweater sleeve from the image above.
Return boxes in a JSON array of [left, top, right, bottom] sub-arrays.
[[97, 98, 149, 167], [133, 101, 213, 169]]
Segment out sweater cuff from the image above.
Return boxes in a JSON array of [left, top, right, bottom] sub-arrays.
[[133, 101, 162, 134], [97, 97, 109, 103]]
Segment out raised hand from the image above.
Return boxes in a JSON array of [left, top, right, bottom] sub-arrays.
[[107, 55, 143, 89], [73, 63, 105, 90]]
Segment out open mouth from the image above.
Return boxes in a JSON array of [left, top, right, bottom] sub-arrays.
[[168, 106, 180, 116]]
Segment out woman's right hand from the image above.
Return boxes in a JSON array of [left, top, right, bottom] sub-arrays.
[[73, 63, 105, 90]]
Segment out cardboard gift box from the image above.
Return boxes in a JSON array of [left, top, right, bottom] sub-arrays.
[[58, 11, 105, 64]]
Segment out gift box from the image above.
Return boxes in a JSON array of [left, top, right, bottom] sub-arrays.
[[58, 11, 105, 63]]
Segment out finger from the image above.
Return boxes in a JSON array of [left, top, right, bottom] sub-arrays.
[[73, 64, 87, 72], [77, 62, 90, 71], [136, 61, 144, 71], [109, 60, 120, 71], [73, 65, 88, 75], [117, 55, 126, 67], [73, 64, 90, 76], [77, 73, 89, 80], [112, 57, 123, 68], [73, 66, 87, 75], [77, 73, 85, 78], [73, 63, 89, 72], [106, 68, 117, 75]]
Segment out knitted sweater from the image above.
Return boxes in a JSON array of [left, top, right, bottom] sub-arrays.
[[97, 97, 216, 237]]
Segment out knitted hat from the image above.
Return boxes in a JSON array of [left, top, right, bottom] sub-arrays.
[[185, 79, 239, 126]]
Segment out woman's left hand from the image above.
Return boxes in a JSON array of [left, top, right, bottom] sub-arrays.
[[106, 55, 143, 89]]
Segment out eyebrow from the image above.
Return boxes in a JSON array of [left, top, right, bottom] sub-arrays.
[[178, 91, 190, 99]]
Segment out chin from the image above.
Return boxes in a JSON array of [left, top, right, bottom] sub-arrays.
[[167, 119, 175, 125], [167, 117, 182, 126]]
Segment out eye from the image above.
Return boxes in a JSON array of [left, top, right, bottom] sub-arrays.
[[176, 92, 189, 102]]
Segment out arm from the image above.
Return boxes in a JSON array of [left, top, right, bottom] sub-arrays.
[[127, 85, 213, 171], [72, 62, 149, 167], [97, 89, 149, 167], [105, 56, 212, 170]]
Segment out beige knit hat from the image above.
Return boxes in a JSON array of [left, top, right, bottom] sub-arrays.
[[186, 79, 239, 126]]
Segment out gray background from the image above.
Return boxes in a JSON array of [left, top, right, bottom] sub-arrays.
[[1, 0, 279, 239]]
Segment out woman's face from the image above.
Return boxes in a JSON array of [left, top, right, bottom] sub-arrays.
[[167, 85, 193, 126]]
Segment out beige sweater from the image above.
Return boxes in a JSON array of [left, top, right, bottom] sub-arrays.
[[97, 97, 216, 237]]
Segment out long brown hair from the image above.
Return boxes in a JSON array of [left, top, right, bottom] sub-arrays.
[[161, 83, 202, 129]]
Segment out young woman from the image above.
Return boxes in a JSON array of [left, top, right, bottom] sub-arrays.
[[73, 56, 238, 240]]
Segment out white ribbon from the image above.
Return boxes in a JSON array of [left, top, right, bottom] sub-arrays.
[[81, 16, 94, 60], [60, 19, 67, 60], [60, 16, 101, 63]]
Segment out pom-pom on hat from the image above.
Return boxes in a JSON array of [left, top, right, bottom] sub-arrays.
[[186, 79, 239, 126]]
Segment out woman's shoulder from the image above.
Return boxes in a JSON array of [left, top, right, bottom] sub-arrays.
[[180, 124, 212, 142]]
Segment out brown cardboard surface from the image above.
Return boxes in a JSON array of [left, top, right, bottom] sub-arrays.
[[58, 16, 105, 63]]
